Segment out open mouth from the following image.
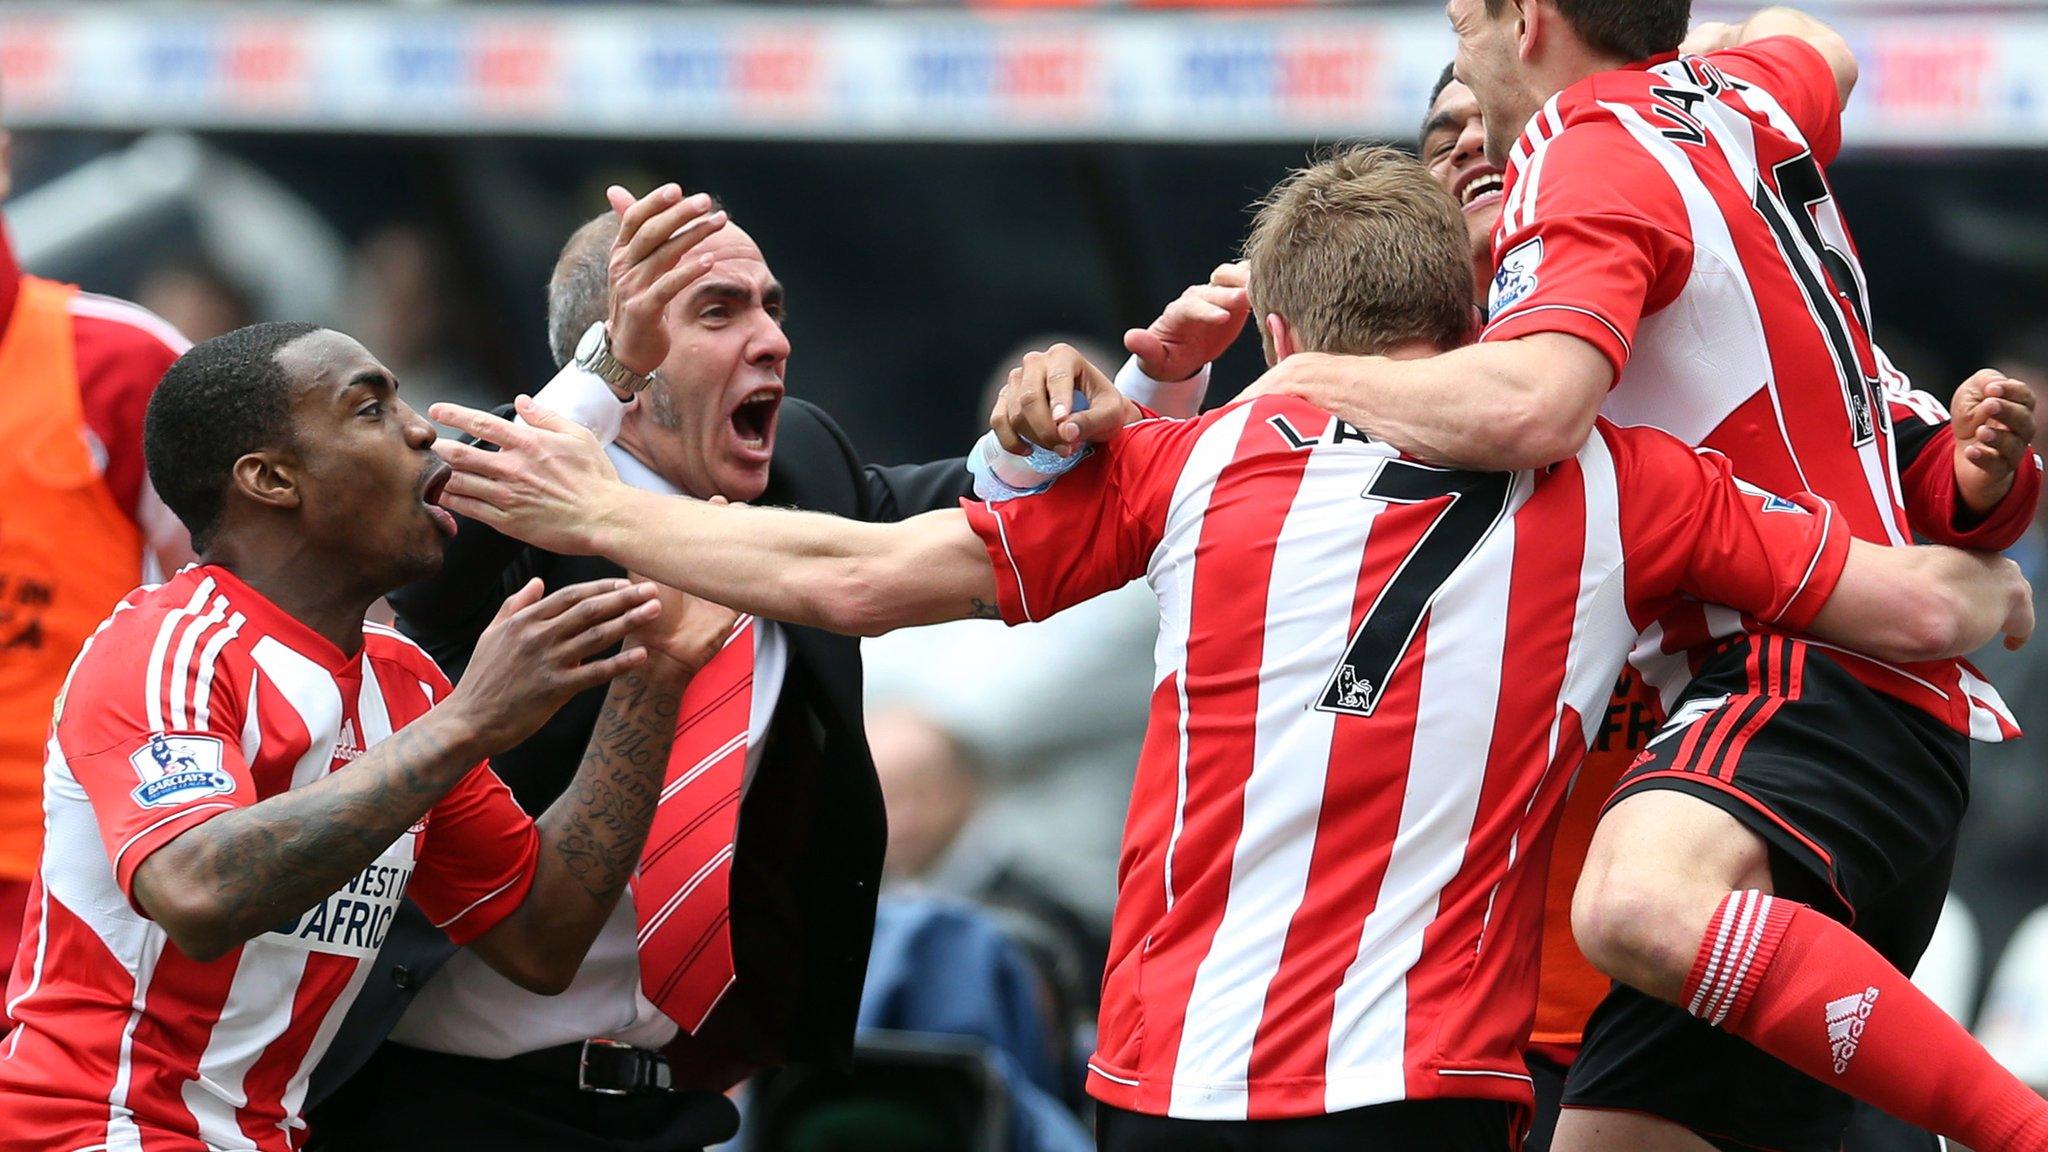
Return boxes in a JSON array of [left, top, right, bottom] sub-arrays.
[[729, 386, 782, 457], [420, 461, 458, 538], [1455, 167, 1506, 213]]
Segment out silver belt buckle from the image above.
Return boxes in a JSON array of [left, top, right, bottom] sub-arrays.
[[578, 1037, 636, 1096]]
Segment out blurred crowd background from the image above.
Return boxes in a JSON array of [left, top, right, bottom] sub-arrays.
[[6, 0, 2048, 1147]]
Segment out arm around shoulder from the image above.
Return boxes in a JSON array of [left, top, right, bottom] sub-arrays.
[[1252, 333, 1609, 471]]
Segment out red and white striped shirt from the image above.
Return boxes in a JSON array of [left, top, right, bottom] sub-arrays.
[[0, 565, 540, 1152], [962, 399, 1849, 1120], [1482, 36, 2032, 741]]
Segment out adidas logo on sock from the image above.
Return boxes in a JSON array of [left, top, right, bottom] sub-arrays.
[[1824, 987, 1880, 1074]]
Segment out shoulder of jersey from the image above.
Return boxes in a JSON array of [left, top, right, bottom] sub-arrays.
[[68, 291, 192, 359], [75, 570, 244, 679], [1542, 72, 1658, 136]]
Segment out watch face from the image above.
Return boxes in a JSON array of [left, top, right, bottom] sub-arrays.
[[575, 322, 608, 365]]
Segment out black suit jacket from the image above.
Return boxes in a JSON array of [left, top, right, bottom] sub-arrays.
[[308, 397, 972, 1105]]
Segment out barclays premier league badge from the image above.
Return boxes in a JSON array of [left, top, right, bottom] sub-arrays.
[[1490, 237, 1543, 313], [130, 733, 234, 808]]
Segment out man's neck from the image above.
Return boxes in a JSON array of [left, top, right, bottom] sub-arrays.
[[204, 540, 379, 657], [1538, 49, 1633, 104], [1380, 339, 1449, 362], [613, 427, 715, 501]]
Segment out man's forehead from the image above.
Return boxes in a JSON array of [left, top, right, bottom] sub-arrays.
[[1431, 82, 1480, 124], [1422, 85, 1481, 150], [699, 225, 772, 276], [274, 329, 389, 393]]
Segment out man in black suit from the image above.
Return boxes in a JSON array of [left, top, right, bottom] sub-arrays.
[[307, 186, 980, 1152]]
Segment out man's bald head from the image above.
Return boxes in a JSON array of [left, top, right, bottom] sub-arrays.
[[545, 212, 621, 368]]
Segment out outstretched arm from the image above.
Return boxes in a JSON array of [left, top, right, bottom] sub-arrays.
[[1807, 542, 2032, 664], [432, 397, 996, 637], [588, 491, 996, 637]]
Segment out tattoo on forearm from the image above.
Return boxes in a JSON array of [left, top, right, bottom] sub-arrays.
[[970, 598, 1002, 620], [171, 720, 475, 945], [544, 664, 681, 905]]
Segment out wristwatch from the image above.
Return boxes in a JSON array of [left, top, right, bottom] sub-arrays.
[[573, 322, 658, 401]]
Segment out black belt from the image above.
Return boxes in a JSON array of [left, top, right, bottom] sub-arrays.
[[504, 1038, 676, 1096]]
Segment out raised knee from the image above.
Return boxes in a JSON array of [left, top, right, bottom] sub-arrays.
[[1571, 872, 1707, 995]]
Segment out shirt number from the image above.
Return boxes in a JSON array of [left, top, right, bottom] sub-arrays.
[[1751, 152, 1880, 446], [1317, 461, 1514, 717]]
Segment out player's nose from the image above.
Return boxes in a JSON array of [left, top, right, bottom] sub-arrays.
[[398, 400, 437, 450], [1455, 118, 1487, 165]]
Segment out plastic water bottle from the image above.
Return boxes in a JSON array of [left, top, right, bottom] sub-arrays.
[[968, 390, 1090, 502]]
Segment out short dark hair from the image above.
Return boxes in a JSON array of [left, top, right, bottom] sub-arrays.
[[145, 321, 318, 551], [547, 213, 620, 369], [1422, 62, 1461, 151], [1485, 0, 1689, 61], [1429, 62, 1458, 108]]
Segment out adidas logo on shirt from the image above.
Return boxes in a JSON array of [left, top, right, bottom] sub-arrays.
[[332, 718, 364, 765], [1825, 987, 1880, 1074]]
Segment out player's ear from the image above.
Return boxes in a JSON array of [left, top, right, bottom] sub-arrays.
[[1515, 0, 1539, 63], [1267, 313, 1300, 363], [231, 451, 303, 513]]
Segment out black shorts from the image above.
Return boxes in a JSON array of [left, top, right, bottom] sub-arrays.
[[1564, 637, 1968, 1152], [1094, 1098, 1514, 1152], [1523, 1046, 1571, 1152]]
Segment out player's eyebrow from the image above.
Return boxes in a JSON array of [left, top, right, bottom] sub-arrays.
[[336, 369, 396, 397], [1420, 109, 1461, 149], [689, 279, 752, 307]]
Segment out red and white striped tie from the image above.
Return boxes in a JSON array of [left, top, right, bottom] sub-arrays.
[[634, 615, 754, 1033]]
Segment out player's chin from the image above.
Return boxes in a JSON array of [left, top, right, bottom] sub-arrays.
[[1467, 211, 1500, 252], [398, 533, 449, 584]]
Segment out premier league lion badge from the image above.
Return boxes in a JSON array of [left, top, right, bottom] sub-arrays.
[[1490, 237, 1544, 313], [130, 732, 234, 808]]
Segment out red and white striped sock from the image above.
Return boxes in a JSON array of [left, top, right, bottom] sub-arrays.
[[1682, 890, 2048, 1151]]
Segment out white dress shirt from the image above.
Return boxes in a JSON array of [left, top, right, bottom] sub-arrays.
[[391, 442, 787, 1058]]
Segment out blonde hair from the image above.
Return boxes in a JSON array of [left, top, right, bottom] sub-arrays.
[[1244, 145, 1475, 358]]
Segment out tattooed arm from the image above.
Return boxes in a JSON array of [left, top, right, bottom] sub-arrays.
[[131, 579, 666, 964], [464, 581, 735, 994]]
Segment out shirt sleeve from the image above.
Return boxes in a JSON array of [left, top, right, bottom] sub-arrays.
[[1115, 355, 1210, 420], [959, 417, 1193, 624], [53, 616, 254, 907], [70, 301, 189, 525], [1480, 123, 1694, 381], [408, 763, 540, 946], [1611, 424, 1851, 632], [1708, 36, 1845, 166]]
